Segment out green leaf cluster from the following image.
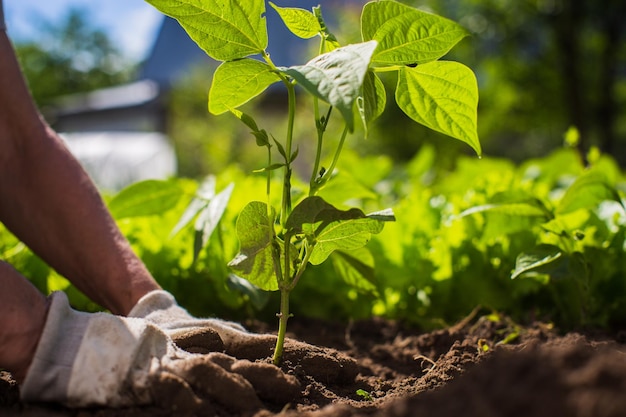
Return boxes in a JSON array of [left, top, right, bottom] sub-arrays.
[[145, 0, 479, 152]]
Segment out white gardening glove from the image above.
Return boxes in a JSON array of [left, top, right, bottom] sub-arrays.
[[129, 290, 359, 384], [20, 292, 300, 413]]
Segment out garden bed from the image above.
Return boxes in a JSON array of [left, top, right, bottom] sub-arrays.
[[2, 313, 626, 417]]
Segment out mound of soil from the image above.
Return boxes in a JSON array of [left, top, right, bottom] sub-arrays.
[[2, 313, 626, 417]]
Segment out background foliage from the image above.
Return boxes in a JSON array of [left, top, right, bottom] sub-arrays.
[[4, 1, 626, 330], [4, 144, 626, 330]]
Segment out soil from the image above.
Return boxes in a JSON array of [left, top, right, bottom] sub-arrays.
[[2, 312, 626, 417]]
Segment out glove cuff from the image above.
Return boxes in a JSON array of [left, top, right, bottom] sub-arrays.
[[20, 292, 90, 403], [128, 289, 178, 319]]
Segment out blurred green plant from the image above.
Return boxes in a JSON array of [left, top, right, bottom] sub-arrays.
[[4, 139, 626, 333]]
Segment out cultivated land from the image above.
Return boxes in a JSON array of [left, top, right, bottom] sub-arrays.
[[3, 313, 626, 416]]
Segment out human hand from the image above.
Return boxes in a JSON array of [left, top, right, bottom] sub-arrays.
[[129, 290, 359, 384], [21, 292, 300, 414]]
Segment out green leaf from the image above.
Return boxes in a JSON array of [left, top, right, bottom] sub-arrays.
[[229, 109, 270, 147], [209, 59, 280, 115], [269, 2, 321, 39], [286, 196, 392, 265], [171, 176, 217, 238], [252, 163, 285, 173], [459, 203, 549, 219], [358, 70, 387, 136], [332, 248, 379, 296], [361, 0, 469, 66], [279, 41, 378, 131], [313, 6, 340, 52], [228, 201, 278, 291], [226, 274, 270, 310], [229, 108, 259, 131], [396, 62, 481, 155], [194, 182, 234, 252], [311, 217, 385, 265], [109, 180, 183, 219], [458, 195, 551, 239], [557, 170, 623, 215], [144, 0, 267, 61], [511, 244, 563, 280]]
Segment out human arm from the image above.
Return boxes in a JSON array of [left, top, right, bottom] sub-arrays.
[[0, 30, 160, 315]]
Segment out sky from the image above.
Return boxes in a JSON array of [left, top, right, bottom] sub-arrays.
[[4, 0, 163, 60]]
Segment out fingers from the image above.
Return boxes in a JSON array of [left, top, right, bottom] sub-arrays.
[[170, 327, 225, 354]]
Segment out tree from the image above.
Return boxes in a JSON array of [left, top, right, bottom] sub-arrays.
[[14, 8, 135, 106]]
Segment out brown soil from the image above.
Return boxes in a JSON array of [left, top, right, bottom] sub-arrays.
[[2, 313, 626, 417]]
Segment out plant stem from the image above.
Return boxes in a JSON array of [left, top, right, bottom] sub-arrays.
[[324, 125, 349, 183], [309, 106, 333, 196], [287, 241, 314, 291], [272, 287, 291, 365], [280, 82, 297, 227]]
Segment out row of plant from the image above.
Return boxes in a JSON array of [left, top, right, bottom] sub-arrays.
[[3, 141, 625, 331]]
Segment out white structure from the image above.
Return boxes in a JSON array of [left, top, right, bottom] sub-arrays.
[[61, 131, 176, 191]]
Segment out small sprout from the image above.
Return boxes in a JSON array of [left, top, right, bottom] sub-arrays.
[[356, 389, 373, 401], [496, 331, 520, 346], [478, 339, 490, 352]]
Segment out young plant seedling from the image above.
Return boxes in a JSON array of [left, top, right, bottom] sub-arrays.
[[144, 0, 480, 365]]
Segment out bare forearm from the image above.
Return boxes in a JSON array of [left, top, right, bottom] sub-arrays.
[[0, 32, 159, 314]]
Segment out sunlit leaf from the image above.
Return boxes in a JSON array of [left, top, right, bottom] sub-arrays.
[[557, 170, 623, 215], [279, 41, 378, 131], [361, 0, 469, 66], [269, 2, 321, 39], [171, 176, 217, 237], [228, 201, 278, 291], [109, 180, 183, 219], [459, 203, 549, 219], [313, 5, 340, 52], [396, 62, 480, 155], [194, 182, 234, 251], [144, 0, 267, 61], [209, 59, 280, 115], [511, 244, 563, 279], [358, 70, 387, 136], [286, 196, 393, 265]]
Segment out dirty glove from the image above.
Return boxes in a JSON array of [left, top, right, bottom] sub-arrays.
[[129, 290, 358, 383], [20, 292, 300, 414]]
